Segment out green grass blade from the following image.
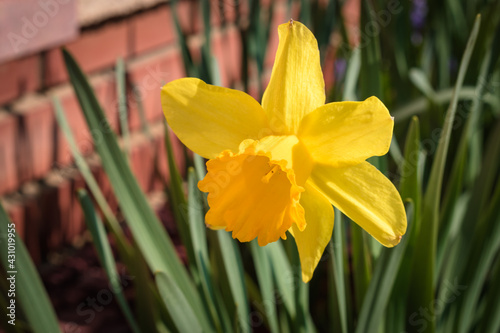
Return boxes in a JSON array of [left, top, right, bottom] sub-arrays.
[[193, 153, 207, 185], [170, 0, 197, 77], [116, 57, 130, 154], [156, 271, 203, 333], [186, 168, 224, 331], [164, 123, 197, 274], [0, 202, 61, 333], [62, 48, 214, 332], [77, 189, 142, 333], [266, 240, 296, 319], [385, 116, 421, 333], [350, 223, 371, 314], [342, 48, 361, 102], [409, 68, 437, 102], [249, 241, 280, 333], [476, 255, 500, 333], [355, 204, 414, 333], [52, 96, 131, 259], [54, 94, 162, 331], [359, 0, 383, 99], [406, 15, 481, 333], [132, 84, 153, 139], [328, 208, 348, 333], [393, 87, 500, 123], [216, 232, 251, 333]]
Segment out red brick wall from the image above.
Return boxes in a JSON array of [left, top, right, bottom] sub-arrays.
[[0, 0, 290, 261], [0, 0, 359, 261]]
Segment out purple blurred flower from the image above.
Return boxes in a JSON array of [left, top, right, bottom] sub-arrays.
[[335, 58, 347, 82], [411, 0, 427, 45]]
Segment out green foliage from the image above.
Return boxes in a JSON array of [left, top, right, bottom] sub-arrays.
[[5, 0, 500, 332]]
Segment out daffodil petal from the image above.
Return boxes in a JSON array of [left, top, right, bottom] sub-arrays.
[[198, 144, 306, 246], [289, 182, 334, 283], [244, 135, 313, 185], [298, 97, 394, 167], [310, 162, 406, 247], [262, 21, 325, 135], [162, 78, 269, 158]]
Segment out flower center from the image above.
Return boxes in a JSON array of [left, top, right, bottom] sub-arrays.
[[198, 144, 306, 246]]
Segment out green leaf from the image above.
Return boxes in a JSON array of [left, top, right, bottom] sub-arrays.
[[266, 240, 296, 319], [359, 0, 383, 99], [392, 87, 500, 123], [355, 204, 414, 333], [52, 96, 131, 261], [216, 232, 251, 333], [62, 48, 214, 332], [476, 255, 500, 333], [156, 271, 203, 333], [386, 116, 421, 333], [406, 15, 481, 333], [77, 189, 142, 333], [116, 57, 130, 154], [409, 68, 437, 102], [164, 123, 197, 274], [250, 242, 280, 333], [328, 209, 349, 333], [343, 48, 361, 102], [0, 202, 61, 333]]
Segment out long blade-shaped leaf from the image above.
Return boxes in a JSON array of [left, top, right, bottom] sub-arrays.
[[216, 232, 250, 333], [355, 204, 414, 333], [406, 15, 481, 333], [77, 189, 141, 333], [0, 203, 61, 333], [156, 271, 203, 333], [328, 209, 349, 333], [250, 242, 280, 333], [52, 96, 131, 259], [62, 48, 213, 332]]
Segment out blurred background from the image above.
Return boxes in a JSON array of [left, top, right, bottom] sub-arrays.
[[1, 0, 499, 332]]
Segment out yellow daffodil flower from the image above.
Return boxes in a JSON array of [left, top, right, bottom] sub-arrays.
[[161, 20, 407, 282]]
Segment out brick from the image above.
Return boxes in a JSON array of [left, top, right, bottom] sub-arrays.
[[129, 133, 156, 192], [0, 111, 19, 195], [91, 73, 119, 132], [264, 3, 287, 68], [44, 169, 77, 247], [87, 154, 118, 212], [51, 85, 93, 166], [44, 20, 128, 87], [176, 0, 202, 35], [19, 182, 44, 263], [0, 0, 78, 63], [78, 0, 167, 26], [129, 5, 176, 55], [210, 0, 239, 26], [51, 74, 118, 166], [153, 123, 186, 190], [69, 171, 85, 243], [211, 27, 242, 87], [0, 55, 40, 105], [342, 0, 361, 46], [127, 46, 185, 130], [323, 45, 336, 91], [12, 95, 55, 181], [2, 196, 25, 239]]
